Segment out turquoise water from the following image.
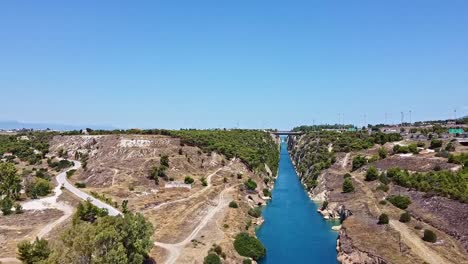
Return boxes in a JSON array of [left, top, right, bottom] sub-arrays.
[[256, 139, 339, 264]]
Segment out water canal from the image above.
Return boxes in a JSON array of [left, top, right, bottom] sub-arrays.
[[256, 137, 339, 263]]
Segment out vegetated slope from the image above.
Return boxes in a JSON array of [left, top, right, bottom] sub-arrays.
[[169, 130, 279, 177], [288, 130, 401, 189], [0, 132, 53, 164], [289, 130, 468, 263]]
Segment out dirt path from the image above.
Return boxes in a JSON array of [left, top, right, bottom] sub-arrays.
[[350, 171, 451, 264], [0, 257, 21, 263], [152, 159, 234, 210], [154, 184, 237, 264]]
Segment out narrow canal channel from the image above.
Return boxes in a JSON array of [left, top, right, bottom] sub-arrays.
[[256, 137, 339, 263]]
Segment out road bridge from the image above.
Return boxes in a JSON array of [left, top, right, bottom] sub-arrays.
[[271, 131, 304, 136]]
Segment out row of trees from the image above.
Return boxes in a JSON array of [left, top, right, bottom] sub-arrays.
[[0, 133, 52, 164]]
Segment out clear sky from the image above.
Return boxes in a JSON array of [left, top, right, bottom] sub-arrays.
[[1, 1, 467, 130]]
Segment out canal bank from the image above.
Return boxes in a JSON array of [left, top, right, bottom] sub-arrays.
[[256, 138, 339, 264]]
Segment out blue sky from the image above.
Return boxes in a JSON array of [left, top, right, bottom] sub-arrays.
[[1, 1, 467, 130]]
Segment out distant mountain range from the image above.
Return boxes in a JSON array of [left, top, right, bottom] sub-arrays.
[[0, 120, 115, 131]]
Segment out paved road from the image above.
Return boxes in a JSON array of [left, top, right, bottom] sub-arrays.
[[58, 160, 122, 216]]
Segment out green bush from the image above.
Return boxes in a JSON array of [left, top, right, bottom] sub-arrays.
[[399, 212, 411, 223], [203, 253, 221, 264], [429, 139, 443, 149], [160, 155, 170, 167], [244, 178, 257, 191], [184, 176, 194, 184], [243, 259, 252, 264], [377, 213, 389, 224], [262, 188, 271, 197], [387, 195, 411, 209], [378, 147, 387, 159], [18, 238, 51, 264], [365, 166, 379, 181], [343, 173, 351, 179], [342, 178, 355, 193], [248, 207, 262, 218], [66, 169, 76, 178], [74, 182, 86, 188], [376, 183, 389, 192], [352, 156, 367, 171], [229, 201, 238, 208], [321, 200, 328, 210], [0, 197, 13, 215], [26, 177, 52, 198], [422, 229, 437, 243], [233, 233, 266, 260]]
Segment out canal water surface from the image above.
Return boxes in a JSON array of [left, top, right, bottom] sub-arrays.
[[256, 138, 338, 263]]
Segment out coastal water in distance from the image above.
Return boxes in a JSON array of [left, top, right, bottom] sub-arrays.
[[256, 138, 339, 264]]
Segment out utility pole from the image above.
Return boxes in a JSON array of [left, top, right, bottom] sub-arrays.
[[400, 112, 404, 126]]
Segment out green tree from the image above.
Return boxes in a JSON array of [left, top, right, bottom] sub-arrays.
[[233, 233, 266, 260], [0, 162, 22, 199], [342, 178, 355, 193], [365, 166, 379, 181], [229, 201, 238, 208], [377, 213, 389, 224], [18, 238, 51, 264], [203, 253, 221, 264]]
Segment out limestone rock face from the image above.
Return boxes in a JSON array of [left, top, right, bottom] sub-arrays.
[[337, 229, 388, 264]]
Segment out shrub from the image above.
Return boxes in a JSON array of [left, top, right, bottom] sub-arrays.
[[237, 173, 243, 179], [17, 238, 51, 264], [321, 200, 328, 210], [342, 178, 355, 193], [343, 173, 351, 179], [74, 182, 86, 188], [15, 203, 23, 214], [184, 176, 194, 184], [0, 197, 13, 215], [445, 142, 455, 152], [201, 177, 208, 186], [262, 188, 271, 197], [379, 200, 387, 205], [399, 212, 411, 223], [243, 259, 252, 264], [429, 139, 443, 149], [26, 178, 52, 198], [376, 183, 389, 192], [352, 156, 367, 171], [377, 213, 389, 224], [244, 178, 257, 191], [203, 253, 221, 264], [248, 207, 262, 218], [365, 166, 379, 181], [387, 195, 411, 209], [229, 201, 238, 208], [160, 155, 170, 167], [378, 147, 387, 159], [233, 233, 266, 260], [66, 169, 76, 178], [422, 230, 437, 243]]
